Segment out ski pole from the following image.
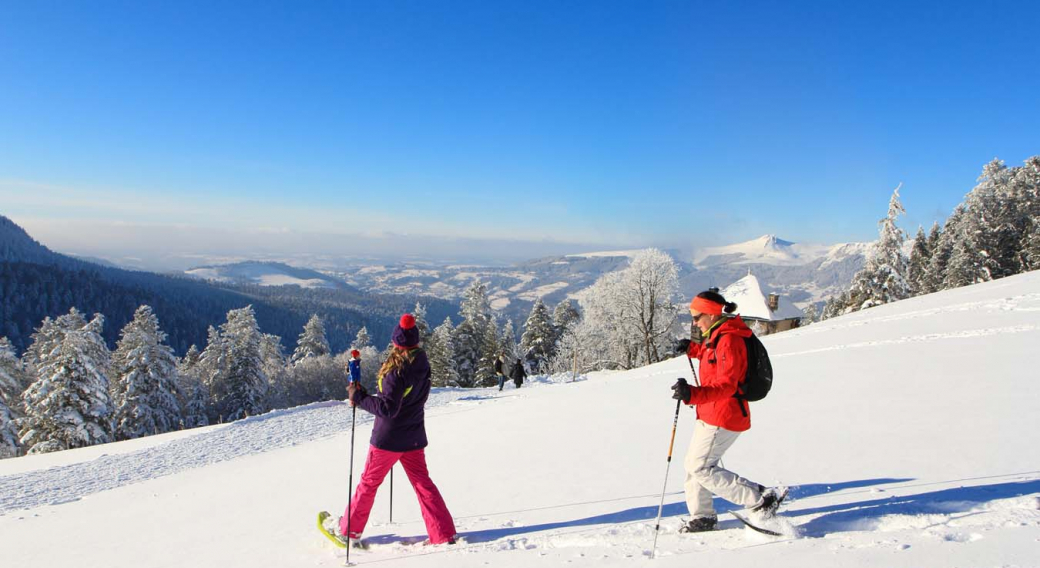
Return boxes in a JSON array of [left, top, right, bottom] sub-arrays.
[[346, 402, 357, 566], [389, 467, 394, 524], [651, 398, 682, 560]]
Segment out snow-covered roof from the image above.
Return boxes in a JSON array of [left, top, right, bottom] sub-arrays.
[[721, 271, 804, 322]]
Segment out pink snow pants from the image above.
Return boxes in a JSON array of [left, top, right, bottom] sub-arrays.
[[340, 445, 456, 544]]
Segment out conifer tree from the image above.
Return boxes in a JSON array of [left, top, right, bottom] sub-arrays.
[[907, 226, 932, 296], [0, 338, 22, 457], [291, 315, 330, 365], [843, 186, 911, 312], [110, 306, 182, 440], [20, 311, 113, 454], [351, 327, 372, 352], [426, 317, 459, 388], [520, 299, 556, 373], [453, 280, 496, 387], [551, 299, 581, 343], [219, 306, 267, 421]]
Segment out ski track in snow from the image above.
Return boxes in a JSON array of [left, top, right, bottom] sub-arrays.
[[0, 385, 539, 515]]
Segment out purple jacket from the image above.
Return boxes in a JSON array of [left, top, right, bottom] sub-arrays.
[[355, 348, 431, 452]]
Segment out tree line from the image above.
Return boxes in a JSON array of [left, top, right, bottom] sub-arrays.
[[819, 156, 1039, 319]]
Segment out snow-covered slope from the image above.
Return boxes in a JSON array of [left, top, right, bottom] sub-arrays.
[[693, 234, 870, 268], [3, 272, 1039, 568], [184, 261, 343, 289]]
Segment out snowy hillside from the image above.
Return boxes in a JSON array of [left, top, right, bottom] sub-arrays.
[[184, 261, 343, 289], [3, 271, 1039, 568]]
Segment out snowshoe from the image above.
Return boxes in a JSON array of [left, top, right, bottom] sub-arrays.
[[678, 515, 718, 533]]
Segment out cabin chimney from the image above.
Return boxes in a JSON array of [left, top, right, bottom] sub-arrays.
[[768, 293, 779, 312]]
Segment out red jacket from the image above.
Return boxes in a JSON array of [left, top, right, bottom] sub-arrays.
[[685, 316, 752, 432]]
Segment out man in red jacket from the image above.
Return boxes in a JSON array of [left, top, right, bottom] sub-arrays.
[[671, 291, 783, 533]]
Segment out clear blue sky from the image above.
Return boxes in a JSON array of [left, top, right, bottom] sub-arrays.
[[1, 0, 1037, 259]]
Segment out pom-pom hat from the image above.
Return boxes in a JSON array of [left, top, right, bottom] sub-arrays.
[[391, 314, 420, 348], [350, 349, 360, 358]]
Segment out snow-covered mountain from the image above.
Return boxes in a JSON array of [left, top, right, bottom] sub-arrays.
[[3, 271, 1038, 568], [184, 261, 346, 290], [693, 234, 870, 268]]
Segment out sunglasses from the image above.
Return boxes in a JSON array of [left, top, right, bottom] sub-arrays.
[[691, 313, 706, 323]]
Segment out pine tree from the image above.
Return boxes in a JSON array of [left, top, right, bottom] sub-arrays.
[[20, 312, 113, 454], [0, 337, 28, 413], [907, 225, 932, 296], [261, 333, 290, 409], [219, 306, 268, 421], [498, 319, 518, 364], [110, 306, 182, 440], [413, 302, 431, 340], [176, 345, 209, 429], [351, 327, 372, 352], [197, 325, 226, 419], [453, 281, 496, 387], [520, 299, 556, 373], [1018, 157, 1040, 270], [800, 303, 819, 326], [0, 398, 18, 458], [291, 314, 330, 365], [844, 186, 911, 312], [551, 299, 581, 343], [918, 222, 944, 294], [427, 318, 459, 388], [0, 337, 22, 457]]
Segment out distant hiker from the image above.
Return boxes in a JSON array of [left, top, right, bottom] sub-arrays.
[[339, 314, 457, 545], [495, 355, 507, 391], [348, 349, 362, 384], [670, 291, 784, 533], [510, 358, 526, 389]]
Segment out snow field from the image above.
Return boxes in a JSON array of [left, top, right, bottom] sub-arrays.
[[2, 271, 1040, 567]]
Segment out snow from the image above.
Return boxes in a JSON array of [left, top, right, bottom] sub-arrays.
[[722, 272, 804, 321], [693, 235, 869, 268], [3, 272, 1040, 567]]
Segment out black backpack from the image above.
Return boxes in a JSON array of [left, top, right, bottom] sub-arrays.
[[708, 332, 773, 415]]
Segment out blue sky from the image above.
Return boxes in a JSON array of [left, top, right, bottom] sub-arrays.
[[1, 0, 1037, 262]]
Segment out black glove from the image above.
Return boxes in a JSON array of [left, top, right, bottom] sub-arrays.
[[347, 381, 367, 405], [674, 338, 691, 355], [671, 378, 691, 402]]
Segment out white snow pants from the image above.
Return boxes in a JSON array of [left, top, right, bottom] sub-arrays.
[[683, 419, 763, 519]]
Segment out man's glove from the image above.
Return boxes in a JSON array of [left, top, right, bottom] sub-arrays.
[[347, 381, 367, 406], [674, 338, 691, 355], [671, 378, 691, 402]]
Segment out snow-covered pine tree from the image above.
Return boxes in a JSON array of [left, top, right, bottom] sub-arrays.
[[351, 327, 372, 353], [218, 306, 267, 421], [0, 337, 22, 457], [1019, 157, 1040, 270], [453, 280, 496, 388], [110, 306, 182, 440], [0, 397, 17, 458], [918, 221, 944, 294], [0, 336, 28, 413], [843, 185, 911, 312], [176, 345, 209, 429], [551, 299, 581, 344], [19, 312, 114, 454], [907, 225, 932, 296], [427, 317, 459, 388], [412, 302, 431, 340], [196, 325, 226, 420], [260, 333, 290, 409], [290, 315, 330, 365], [477, 315, 500, 387], [498, 319, 518, 365], [520, 299, 556, 374]]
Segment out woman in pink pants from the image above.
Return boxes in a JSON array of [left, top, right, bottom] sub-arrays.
[[340, 314, 457, 546]]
